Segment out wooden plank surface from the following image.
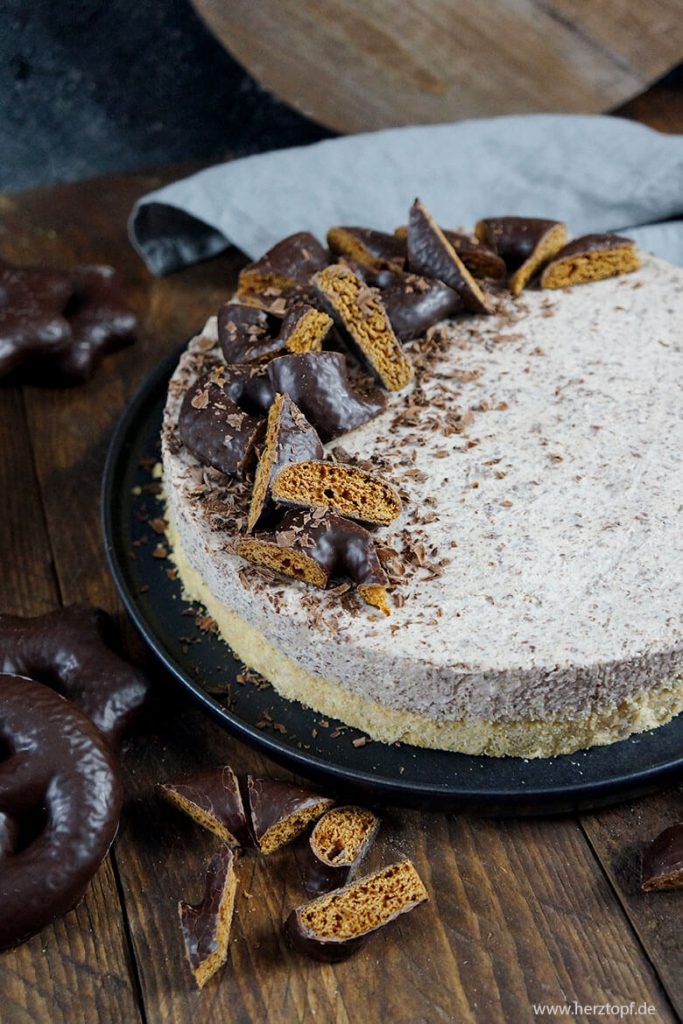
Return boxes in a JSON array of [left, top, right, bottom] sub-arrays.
[[191, 0, 683, 132], [1, 91, 682, 1023]]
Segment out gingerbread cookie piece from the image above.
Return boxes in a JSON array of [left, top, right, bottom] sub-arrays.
[[179, 846, 238, 989], [237, 509, 391, 614], [284, 860, 428, 961], [218, 303, 332, 364], [304, 805, 380, 894], [237, 232, 329, 304], [267, 351, 386, 442], [276, 303, 333, 354], [407, 200, 492, 314], [158, 765, 250, 847], [0, 260, 74, 377], [314, 264, 412, 391], [395, 226, 506, 280], [271, 459, 402, 527], [47, 265, 137, 382], [247, 776, 334, 854], [0, 605, 151, 744], [475, 216, 567, 295], [641, 824, 683, 891], [540, 233, 640, 289], [179, 369, 264, 477], [0, 260, 137, 383], [0, 674, 123, 950], [371, 268, 463, 340], [327, 227, 406, 271], [218, 303, 284, 364], [247, 394, 324, 532]]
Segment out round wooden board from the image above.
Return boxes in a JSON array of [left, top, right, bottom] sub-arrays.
[[191, 0, 683, 133]]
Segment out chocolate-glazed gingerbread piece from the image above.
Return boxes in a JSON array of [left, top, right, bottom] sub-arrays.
[[267, 351, 386, 442], [158, 765, 250, 847], [395, 226, 506, 280], [0, 260, 137, 384], [218, 303, 284, 363], [407, 200, 493, 314], [0, 605, 151, 745], [218, 302, 332, 364], [327, 227, 406, 271], [247, 394, 324, 532], [247, 776, 334, 854], [540, 233, 640, 289], [284, 860, 428, 962], [271, 459, 402, 527], [237, 509, 391, 614], [0, 260, 73, 377], [45, 264, 137, 383], [0, 810, 19, 859], [314, 264, 413, 391], [371, 268, 463, 340], [179, 846, 238, 989], [304, 805, 380, 894], [179, 368, 265, 477], [237, 232, 329, 304], [641, 823, 683, 891], [475, 216, 567, 295], [0, 674, 123, 950]]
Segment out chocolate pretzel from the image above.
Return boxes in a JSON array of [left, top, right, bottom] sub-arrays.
[[0, 605, 151, 745], [158, 765, 250, 847], [0, 674, 123, 950]]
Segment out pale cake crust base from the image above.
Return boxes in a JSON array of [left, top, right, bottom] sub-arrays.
[[167, 523, 683, 758]]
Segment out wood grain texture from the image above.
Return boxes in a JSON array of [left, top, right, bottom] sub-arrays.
[[190, 0, 683, 132], [1, 90, 682, 1021]]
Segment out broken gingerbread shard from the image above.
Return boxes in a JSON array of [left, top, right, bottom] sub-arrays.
[[247, 393, 324, 532], [407, 199, 492, 314], [179, 369, 264, 477], [0, 605, 151, 745], [267, 351, 386, 441], [237, 231, 329, 304], [314, 263, 412, 391], [641, 823, 683, 891], [158, 765, 250, 846], [271, 459, 402, 527], [247, 776, 335, 854], [284, 859, 428, 961], [395, 225, 506, 280], [237, 509, 391, 614], [327, 227, 406, 271], [474, 216, 567, 295], [219, 302, 332, 364], [303, 805, 381, 894], [540, 233, 640, 289], [179, 846, 238, 989]]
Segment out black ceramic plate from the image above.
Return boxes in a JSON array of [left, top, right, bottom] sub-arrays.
[[102, 350, 683, 813]]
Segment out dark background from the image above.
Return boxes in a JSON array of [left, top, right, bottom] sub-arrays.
[[2, 0, 682, 195], [1, 0, 333, 193]]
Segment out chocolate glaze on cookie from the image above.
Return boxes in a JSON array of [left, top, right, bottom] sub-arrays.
[[238, 232, 329, 303], [0, 674, 123, 950], [247, 775, 334, 854], [179, 369, 265, 477], [178, 846, 238, 988], [303, 805, 380, 894], [0, 260, 73, 377], [159, 765, 250, 846], [327, 226, 406, 271], [0, 605, 151, 745], [642, 823, 683, 891]]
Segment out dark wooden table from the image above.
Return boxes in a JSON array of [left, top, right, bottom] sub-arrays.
[[1, 87, 682, 1024]]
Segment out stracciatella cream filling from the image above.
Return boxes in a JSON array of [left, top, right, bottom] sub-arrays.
[[162, 254, 683, 755]]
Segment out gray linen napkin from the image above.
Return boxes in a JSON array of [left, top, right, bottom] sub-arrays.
[[129, 114, 683, 276]]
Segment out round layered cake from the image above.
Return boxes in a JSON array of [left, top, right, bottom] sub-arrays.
[[162, 249, 683, 758]]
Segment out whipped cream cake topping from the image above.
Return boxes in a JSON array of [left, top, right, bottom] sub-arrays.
[[162, 205, 683, 738]]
